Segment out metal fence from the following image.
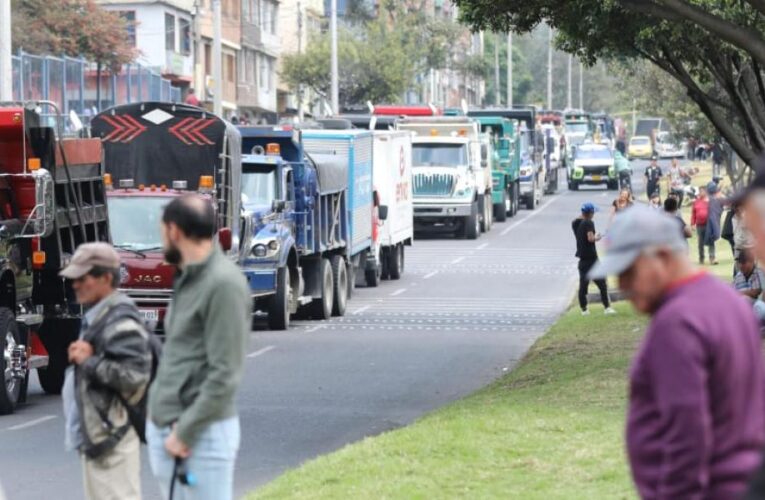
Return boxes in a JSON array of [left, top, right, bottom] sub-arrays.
[[11, 51, 182, 124]]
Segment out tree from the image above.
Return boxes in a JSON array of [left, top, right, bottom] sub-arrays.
[[454, 0, 765, 177], [12, 0, 135, 70], [480, 33, 533, 106]]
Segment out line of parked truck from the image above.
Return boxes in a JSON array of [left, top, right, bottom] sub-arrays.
[[0, 100, 567, 413]]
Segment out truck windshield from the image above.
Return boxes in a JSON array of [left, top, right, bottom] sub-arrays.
[[241, 167, 277, 205], [576, 148, 612, 160], [108, 197, 168, 251], [566, 122, 589, 134], [412, 143, 467, 167]]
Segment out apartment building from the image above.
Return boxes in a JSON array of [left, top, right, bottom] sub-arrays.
[[239, 0, 281, 123]]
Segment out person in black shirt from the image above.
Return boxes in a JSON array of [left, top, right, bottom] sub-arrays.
[[572, 203, 614, 315], [644, 156, 663, 202]]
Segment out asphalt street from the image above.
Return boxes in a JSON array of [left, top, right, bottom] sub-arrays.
[[0, 161, 669, 499]]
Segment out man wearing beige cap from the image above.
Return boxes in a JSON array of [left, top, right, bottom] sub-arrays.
[[60, 242, 152, 500]]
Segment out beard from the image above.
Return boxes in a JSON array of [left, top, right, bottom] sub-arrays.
[[163, 243, 182, 266]]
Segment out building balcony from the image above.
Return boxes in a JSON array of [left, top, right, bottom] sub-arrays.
[[164, 51, 193, 79]]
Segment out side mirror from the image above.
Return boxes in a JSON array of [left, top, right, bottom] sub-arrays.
[[272, 200, 286, 213], [218, 227, 232, 251], [378, 205, 389, 221]]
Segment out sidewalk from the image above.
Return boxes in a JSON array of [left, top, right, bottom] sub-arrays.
[[247, 303, 645, 499]]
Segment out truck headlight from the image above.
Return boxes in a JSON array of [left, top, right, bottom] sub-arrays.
[[520, 167, 533, 177], [252, 240, 280, 258]]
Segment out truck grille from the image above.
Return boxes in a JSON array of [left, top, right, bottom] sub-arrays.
[[413, 173, 455, 197], [583, 166, 610, 176]]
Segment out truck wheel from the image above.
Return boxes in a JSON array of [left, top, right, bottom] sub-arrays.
[[346, 261, 355, 299], [494, 191, 508, 222], [510, 183, 519, 217], [484, 198, 493, 232], [267, 267, 291, 330], [380, 250, 390, 281], [479, 196, 488, 233], [365, 266, 380, 288], [310, 258, 334, 320], [464, 202, 480, 240], [331, 255, 348, 317], [388, 245, 404, 280], [0, 309, 22, 415]]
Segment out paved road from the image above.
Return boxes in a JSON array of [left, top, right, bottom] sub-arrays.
[[0, 164, 669, 499]]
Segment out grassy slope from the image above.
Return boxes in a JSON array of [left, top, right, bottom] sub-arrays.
[[249, 303, 647, 500]]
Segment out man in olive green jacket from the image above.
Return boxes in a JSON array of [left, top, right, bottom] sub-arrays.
[[147, 195, 251, 500]]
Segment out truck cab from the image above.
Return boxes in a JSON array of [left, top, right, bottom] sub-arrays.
[[91, 102, 241, 332], [105, 179, 217, 332], [396, 117, 490, 240]]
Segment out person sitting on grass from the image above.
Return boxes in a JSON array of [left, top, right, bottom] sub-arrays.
[[733, 249, 765, 323]]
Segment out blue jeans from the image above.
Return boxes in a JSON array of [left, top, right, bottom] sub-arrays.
[[147, 416, 240, 500]]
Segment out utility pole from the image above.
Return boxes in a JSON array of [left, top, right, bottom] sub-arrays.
[[567, 54, 572, 109], [494, 33, 500, 106], [547, 26, 553, 110], [330, 0, 339, 114], [297, 1, 304, 120], [0, 0, 11, 101], [212, 0, 222, 116], [507, 32, 512, 108], [579, 61, 584, 110]]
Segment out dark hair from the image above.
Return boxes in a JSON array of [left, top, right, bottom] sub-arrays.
[[737, 249, 755, 264], [663, 197, 678, 212], [162, 195, 216, 240], [89, 265, 120, 288]]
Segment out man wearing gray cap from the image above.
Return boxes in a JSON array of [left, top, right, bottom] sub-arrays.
[[60, 243, 152, 500], [590, 206, 765, 499]]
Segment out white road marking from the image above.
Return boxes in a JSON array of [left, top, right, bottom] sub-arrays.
[[476, 243, 489, 250], [423, 270, 439, 280], [247, 345, 276, 358], [500, 193, 566, 236], [306, 325, 326, 333], [450, 256, 465, 264], [7, 415, 56, 431], [390, 288, 407, 297], [352, 305, 371, 315]]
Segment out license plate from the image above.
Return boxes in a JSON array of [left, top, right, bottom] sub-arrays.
[[140, 309, 159, 321], [592, 175, 602, 181]]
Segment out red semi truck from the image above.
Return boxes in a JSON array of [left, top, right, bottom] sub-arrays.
[[0, 102, 110, 413]]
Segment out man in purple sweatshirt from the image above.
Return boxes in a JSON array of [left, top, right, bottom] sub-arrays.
[[589, 206, 765, 499]]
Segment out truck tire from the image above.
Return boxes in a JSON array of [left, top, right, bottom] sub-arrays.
[[526, 180, 538, 210], [310, 258, 334, 320], [509, 183, 519, 218], [0, 309, 22, 414], [331, 255, 348, 317], [346, 261, 355, 299], [494, 190, 508, 222], [388, 244, 403, 280], [479, 196, 488, 233], [464, 202, 480, 240], [365, 266, 380, 287], [484, 196, 493, 232], [267, 267, 291, 330]]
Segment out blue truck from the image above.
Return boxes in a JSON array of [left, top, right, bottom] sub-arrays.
[[237, 127, 374, 329]]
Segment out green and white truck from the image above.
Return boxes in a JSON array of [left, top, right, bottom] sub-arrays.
[[470, 116, 521, 221]]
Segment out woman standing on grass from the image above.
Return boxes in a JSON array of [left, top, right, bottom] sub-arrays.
[[705, 182, 725, 265], [691, 186, 712, 264]]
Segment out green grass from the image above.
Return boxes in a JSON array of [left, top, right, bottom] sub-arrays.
[[248, 303, 647, 500]]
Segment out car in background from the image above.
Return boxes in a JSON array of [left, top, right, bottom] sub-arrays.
[[655, 132, 686, 159], [568, 143, 617, 191], [628, 136, 653, 159]]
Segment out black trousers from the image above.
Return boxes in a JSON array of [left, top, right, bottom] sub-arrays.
[[578, 259, 610, 310]]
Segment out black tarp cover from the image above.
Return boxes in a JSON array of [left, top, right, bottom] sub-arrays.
[[91, 102, 232, 190], [307, 153, 348, 194]]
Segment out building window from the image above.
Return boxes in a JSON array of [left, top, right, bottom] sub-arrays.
[[118, 11, 136, 47], [204, 43, 211, 76], [259, 55, 273, 91], [225, 54, 235, 83], [261, 0, 277, 35], [179, 18, 191, 55], [165, 13, 176, 53]]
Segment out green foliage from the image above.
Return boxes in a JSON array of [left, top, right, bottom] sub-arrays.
[[453, 0, 765, 173], [11, 0, 135, 69], [282, 7, 468, 108]]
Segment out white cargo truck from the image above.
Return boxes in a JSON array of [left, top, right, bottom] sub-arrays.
[[396, 117, 491, 240], [365, 130, 414, 286]]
